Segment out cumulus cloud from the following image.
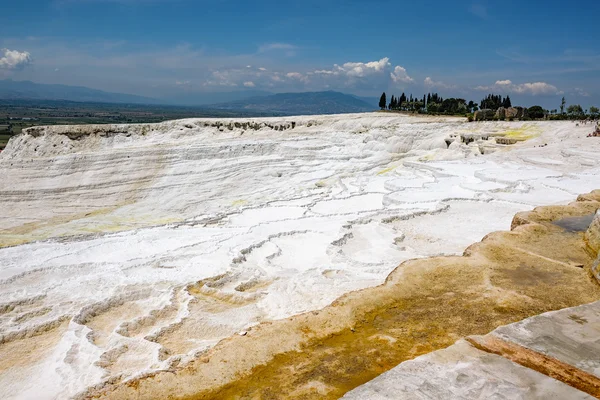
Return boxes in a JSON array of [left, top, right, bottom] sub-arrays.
[[243, 81, 255, 87], [338, 58, 390, 77], [201, 57, 413, 91], [475, 79, 561, 95], [312, 58, 389, 77], [424, 76, 456, 90], [390, 66, 414, 83], [309, 57, 413, 88], [0, 48, 32, 70], [513, 82, 560, 95], [286, 72, 309, 83]]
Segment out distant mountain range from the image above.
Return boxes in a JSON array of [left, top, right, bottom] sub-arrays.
[[207, 91, 374, 115], [166, 90, 273, 106], [0, 79, 161, 105], [0, 79, 375, 115]]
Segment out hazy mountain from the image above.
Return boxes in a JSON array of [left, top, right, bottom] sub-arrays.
[[208, 91, 374, 115], [0, 79, 161, 104], [165, 90, 272, 106], [0, 81, 376, 114], [353, 95, 380, 109], [0, 80, 273, 107]]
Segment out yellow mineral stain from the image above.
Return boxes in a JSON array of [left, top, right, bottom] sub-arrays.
[[377, 166, 396, 175], [500, 125, 542, 141]]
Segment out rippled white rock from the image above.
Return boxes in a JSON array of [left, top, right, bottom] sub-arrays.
[[0, 113, 598, 399]]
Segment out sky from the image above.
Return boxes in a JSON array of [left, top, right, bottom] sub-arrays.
[[1, 0, 599, 108]]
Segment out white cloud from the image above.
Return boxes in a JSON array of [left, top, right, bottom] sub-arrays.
[[390, 66, 414, 83], [475, 79, 561, 95], [175, 80, 190, 85], [513, 82, 560, 95], [573, 87, 591, 97], [313, 69, 336, 75], [424, 76, 455, 90], [204, 70, 238, 87], [183, 55, 412, 92], [286, 72, 309, 83], [336, 57, 390, 77], [258, 43, 297, 54], [310, 58, 413, 89], [0, 48, 32, 70]]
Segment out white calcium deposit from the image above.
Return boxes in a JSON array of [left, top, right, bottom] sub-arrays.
[[0, 113, 598, 399]]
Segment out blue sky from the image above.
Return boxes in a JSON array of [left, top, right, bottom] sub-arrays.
[[1, 0, 599, 108]]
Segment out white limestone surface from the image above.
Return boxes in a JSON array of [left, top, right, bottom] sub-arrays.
[[0, 113, 598, 399]]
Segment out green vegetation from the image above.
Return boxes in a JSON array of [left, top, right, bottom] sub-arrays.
[[382, 92, 472, 115], [378, 91, 599, 123], [379, 92, 387, 110], [547, 99, 598, 121], [480, 94, 511, 110], [567, 104, 584, 117], [528, 105, 545, 119]]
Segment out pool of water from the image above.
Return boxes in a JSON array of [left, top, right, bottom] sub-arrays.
[[552, 213, 596, 232]]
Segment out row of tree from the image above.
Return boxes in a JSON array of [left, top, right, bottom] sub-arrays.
[[480, 94, 511, 110], [378, 91, 599, 120], [379, 92, 481, 114]]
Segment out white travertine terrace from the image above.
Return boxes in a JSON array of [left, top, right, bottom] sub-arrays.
[[0, 113, 599, 399]]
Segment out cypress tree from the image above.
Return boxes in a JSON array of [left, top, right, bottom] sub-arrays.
[[379, 92, 387, 110]]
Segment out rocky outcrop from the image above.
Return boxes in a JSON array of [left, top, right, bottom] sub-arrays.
[[494, 107, 529, 120], [495, 107, 506, 119], [495, 138, 519, 145], [585, 211, 600, 284], [505, 107, 526, 119], [474, 109, 495, 121]]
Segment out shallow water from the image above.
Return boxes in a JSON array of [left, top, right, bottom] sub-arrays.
[[552, 214, 595, 232]]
